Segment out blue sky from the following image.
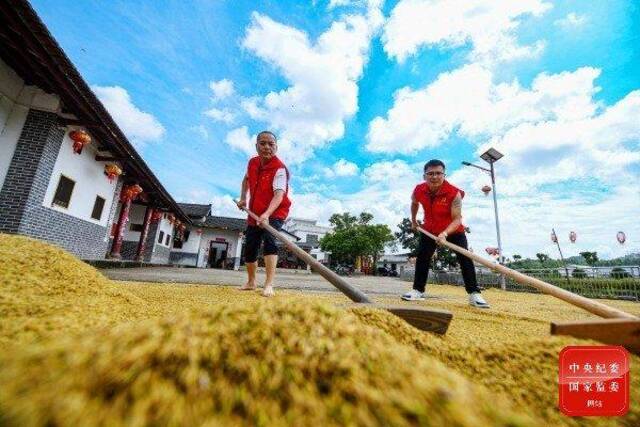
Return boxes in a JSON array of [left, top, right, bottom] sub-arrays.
[[32, 0, 639, 259]]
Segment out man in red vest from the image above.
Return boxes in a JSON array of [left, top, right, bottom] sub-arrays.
[[236, 130, 291, 297], [401, 159, 490, 308]]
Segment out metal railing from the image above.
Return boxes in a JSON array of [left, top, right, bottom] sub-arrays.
[[401, 266, 640, 301]]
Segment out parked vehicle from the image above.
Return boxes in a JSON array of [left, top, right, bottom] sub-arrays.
[[333, 264, 354, 276], [377, 266, 398, 277]]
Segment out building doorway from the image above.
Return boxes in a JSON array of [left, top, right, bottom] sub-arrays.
[[208, 241, 228, 269]]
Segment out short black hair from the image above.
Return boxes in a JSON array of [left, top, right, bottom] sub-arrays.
[[256, 130, 277, 142], [424, 159, 445, 171]]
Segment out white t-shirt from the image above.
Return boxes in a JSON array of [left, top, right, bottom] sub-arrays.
[[273, 168, 287, 192]]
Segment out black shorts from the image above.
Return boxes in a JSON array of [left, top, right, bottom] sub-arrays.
[[243, 218, 284, 263]]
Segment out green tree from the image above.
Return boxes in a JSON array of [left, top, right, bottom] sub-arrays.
[[579, 251, 599, 266], [320, 212, 395, 272], [328, 212, 358, 231], [536, 253, 550, 264], [433, 247, 457, 270], [513, 254, 522, 261], [394, 218, 420, 255]]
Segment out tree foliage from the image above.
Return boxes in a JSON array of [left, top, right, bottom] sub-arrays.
[[579, 251, 599, 266], [320, 212, 394, 267], [394, 218, 420, 256]]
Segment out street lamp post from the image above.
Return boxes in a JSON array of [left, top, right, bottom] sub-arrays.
[[462, 147, 506, 290]]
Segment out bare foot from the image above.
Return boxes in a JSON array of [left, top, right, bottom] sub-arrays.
[[262, 285, 275, 297], [240, 282, 256, 291]]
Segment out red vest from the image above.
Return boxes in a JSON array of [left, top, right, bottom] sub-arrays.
[[247, 156, 291, 226], [413, 180, 465, 235]]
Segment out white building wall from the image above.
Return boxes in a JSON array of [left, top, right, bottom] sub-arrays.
[[42, 130, 118, 229], [156, 216, 174, 248], [172, 227, 203, 254], [0, 58, 60, 189], [121, 203, 147, 242], [197, 228, 243, 269]]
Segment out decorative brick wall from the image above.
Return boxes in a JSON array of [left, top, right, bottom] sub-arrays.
[[151, 245, 171, 264], [0, 109, 109, 259], [169, 251, 198, 266]]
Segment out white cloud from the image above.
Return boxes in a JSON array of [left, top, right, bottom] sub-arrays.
[[189, 124, 209, 140], [367, 65, 603, 154], [324, 159, 360, 177], [204, 107, 235, 124], [382, 0, 551, 65], [209, 79, 235, 101], [554, 12, 587, 30], [240, 2, 383, 164], [287, 162, 639, 259], [328, 0, 352, 8], [224, 126, 255, 157], [92, 85, 165, 147], [210, 194, 244, 217]]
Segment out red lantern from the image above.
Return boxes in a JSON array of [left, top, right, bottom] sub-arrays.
[[167, 213, 175, 225], [151, 210, 163, 222], [104, 164, 122, 184], [617, 231, 626, 245], [569, 231, 577, 243], [69, 130, 91, 154], [481, 185, 492, 196], [485, 247, 499, 256], [196, 228, 203, 235], [120, 184, 143, 202], [551, 231, 558, 243]]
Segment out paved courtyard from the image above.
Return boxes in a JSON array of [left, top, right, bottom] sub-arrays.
[[100, 266, 416, 296]]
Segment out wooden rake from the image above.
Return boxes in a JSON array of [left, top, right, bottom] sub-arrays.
[[416, 226, 640, 354], [236, 203, 452, 335]]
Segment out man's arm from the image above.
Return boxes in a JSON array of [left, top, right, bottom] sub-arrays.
[[437, 192, 463, 242], [261, 191, 285, 217], [236, 174, 249, 209], [410, 193, 419, 230]]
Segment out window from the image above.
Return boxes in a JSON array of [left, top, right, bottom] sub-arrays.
[[91, 196, 105, 220], [52, 175, 75, 208], [183, 230, 190, 242], [129, 223, 143, 232], [165, 234, 171, 246], [158, 231, 165, 244]]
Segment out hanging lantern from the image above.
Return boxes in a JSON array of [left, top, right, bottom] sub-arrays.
[[104, 164, 123, 184], [481, 185, 492, 196], [69, 130, 91, 154], [120, 184, 143, 202], [151, 210, 163, 222], [485, 247, 499, 256], [551, 231, 558, 243], [617, 231, 626, 245], [196, 228, 203, 235], [569, 231, 577, 243], [167, 213, 176, 225]]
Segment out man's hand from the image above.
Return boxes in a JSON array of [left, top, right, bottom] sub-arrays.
[[257, 213, 269, 227], [436, 231, 448, 245], [411, 219, 419, 231], [236, 199, 246, 210]]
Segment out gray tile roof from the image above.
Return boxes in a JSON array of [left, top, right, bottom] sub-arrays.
[[202, 216, 246, 232], [178, 203, 211, 218]]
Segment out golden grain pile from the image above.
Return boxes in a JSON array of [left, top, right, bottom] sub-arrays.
[[0, 233, 638, 426]]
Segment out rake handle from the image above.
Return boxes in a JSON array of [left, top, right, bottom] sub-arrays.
[[237, 203, 372, 303], [417, 227, 637, 320]]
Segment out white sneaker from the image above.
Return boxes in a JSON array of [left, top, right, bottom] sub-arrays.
[[469, 292, 490, 308], [401, 289, 425, 301]]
